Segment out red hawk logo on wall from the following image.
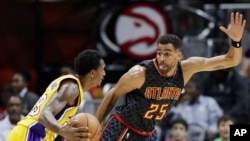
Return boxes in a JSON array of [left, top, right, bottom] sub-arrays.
[[95, 2, 170, 61]]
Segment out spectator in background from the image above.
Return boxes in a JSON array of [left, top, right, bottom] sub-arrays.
[[0, 84, 15, 120], [0, 95, 24, 141], [170, 77, 223, 141], [238, 48, 250, 123], [239, 48, 250, 78], [165, 118, 189, 141], [11, 69, 39, 115], [202, 44, 249, 124], [213, 115, 235, 141], [59, 62, 76, 76], [202, 67, 249, 124]]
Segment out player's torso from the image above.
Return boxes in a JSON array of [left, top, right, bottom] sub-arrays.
[[18, 75, 84, 140], [117, 59, 184, 131]]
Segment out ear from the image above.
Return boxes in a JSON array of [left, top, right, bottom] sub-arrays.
[[177, 51, 183, 60], [178, 51, 184, 60], [90, 69, 95, 78]]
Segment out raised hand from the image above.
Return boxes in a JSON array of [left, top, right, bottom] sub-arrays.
[[220, 12, 246, 42]]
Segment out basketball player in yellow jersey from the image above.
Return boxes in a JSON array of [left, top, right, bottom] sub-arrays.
[[7, 49, 106, 141]]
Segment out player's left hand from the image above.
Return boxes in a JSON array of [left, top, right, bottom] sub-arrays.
[[220, 12, 246, 42]]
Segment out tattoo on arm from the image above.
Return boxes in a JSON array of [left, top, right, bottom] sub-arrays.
[[214, 65, 225, 70]]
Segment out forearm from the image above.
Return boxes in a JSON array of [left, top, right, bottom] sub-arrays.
[[96, 94, 117, 123], [225, 42, 242, 66], [39, 110, 61, 133]]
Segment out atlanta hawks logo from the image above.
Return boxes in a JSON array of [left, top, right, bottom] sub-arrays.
[[95, 2, 170, 61]]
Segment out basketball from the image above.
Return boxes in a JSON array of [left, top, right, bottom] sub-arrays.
[[71, 113, 102, 141]]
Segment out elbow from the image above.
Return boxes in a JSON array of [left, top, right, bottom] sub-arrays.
[[226, 55, 242, 67], [38, 111, 47, 125], [38, 112, 45, 123], [109, 93, 119, 106], [234, 60, 241, 66], [231, 57, 242, 67]]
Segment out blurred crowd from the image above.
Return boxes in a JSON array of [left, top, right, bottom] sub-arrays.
[[0, 47, 249, 141]]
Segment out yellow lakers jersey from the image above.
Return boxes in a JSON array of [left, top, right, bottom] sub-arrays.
[[18, 75, 84, 140]]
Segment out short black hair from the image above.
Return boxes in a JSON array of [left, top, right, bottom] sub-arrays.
[[170, 118, 188, 130], [15, 69, 32, 82], [157, 34, 182, 50], [7, 94, 23, 106], [74, 49, 102, 76]]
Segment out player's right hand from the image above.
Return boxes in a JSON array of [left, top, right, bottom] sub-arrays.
[[59, 119, 90, 141]]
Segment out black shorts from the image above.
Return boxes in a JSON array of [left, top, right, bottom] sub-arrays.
[[99, 114, 157, 141]]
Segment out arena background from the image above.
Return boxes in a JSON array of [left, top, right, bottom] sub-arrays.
[[0, 0, 250, 94]]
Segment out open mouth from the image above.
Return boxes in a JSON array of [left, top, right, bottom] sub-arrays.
[[159, 64, 167, 70]]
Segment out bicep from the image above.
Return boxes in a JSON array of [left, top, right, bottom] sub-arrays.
[[188, 55, 231, 72], [111, 66, 145, 98], [44, 94, 67, 115], [182, 55, 231, 74], [43, 83, 79, 115], [181, 56, 231, 84]]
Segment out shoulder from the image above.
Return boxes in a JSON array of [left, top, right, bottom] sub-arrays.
[[129, 65, 145, 73], [125, 65, 146, 79], [201, 95, 218, 105], [180, 57, 201, 68], [58, 80, 80, 98], [0, 116, 8, 125], [61, 81, 79, 91], [117, 65, 146, 89]]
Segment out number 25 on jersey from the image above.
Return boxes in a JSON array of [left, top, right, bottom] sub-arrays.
[[143, 103, 169, 120]]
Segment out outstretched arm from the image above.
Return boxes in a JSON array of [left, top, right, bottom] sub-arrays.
[[181, 12, 246, 84], [95, 65, 145, 123]]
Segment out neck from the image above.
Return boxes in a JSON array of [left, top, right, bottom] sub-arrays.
[[164, 67, 176, 77], [78, 75, 93, 90], [167, 67, 176, 77]]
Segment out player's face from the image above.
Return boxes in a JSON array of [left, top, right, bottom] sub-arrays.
[[156, 43, 181, 74], [92, 59, 106, 86], [170, 123, 187, 140]]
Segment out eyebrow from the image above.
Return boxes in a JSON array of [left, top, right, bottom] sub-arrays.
[[157, 48, 173, 52]]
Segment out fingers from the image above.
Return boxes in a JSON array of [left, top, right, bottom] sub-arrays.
[[235, 12, 239, 25], [239, 13, 243, 25], [231, 12, 234, 24], [72, 132, 90, 141], [232, 12, 245, 26], [75, 132, 91, 138], [77, 126, 89, 132], [67, 119, 78, 127], [242, 19, 246, 27], [71, 136, 89, 141], [219, 26, 228, 34]]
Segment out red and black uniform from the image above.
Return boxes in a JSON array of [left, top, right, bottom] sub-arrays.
[[100, 59, 184, 141]]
